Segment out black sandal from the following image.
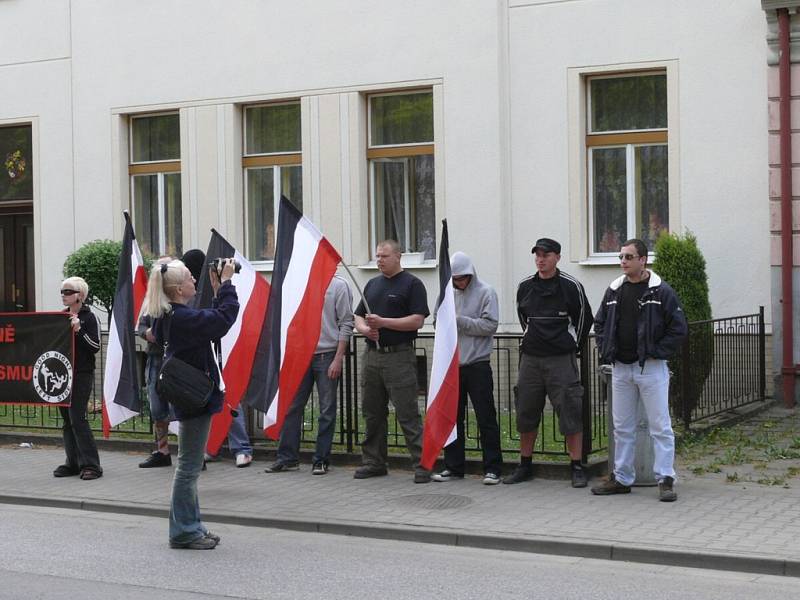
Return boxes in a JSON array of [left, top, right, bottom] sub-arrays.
[[53, 464, 80, 478]]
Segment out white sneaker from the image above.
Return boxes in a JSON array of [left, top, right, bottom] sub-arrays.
[[235, 454, 253, 468], [203, 453, 219, 463], [482, 473, 501, 485]]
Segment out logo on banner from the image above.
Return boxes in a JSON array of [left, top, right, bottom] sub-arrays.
[[32, 351, 73, 403]]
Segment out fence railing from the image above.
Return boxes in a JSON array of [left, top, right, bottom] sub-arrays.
[[0, 309, 767, 459]]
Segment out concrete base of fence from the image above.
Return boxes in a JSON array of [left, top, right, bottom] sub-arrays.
[[0, 430, 608, 480]]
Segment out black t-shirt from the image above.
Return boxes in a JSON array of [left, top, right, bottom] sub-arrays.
[[616, 280, 649, 364], [355, 270, 430, 348]]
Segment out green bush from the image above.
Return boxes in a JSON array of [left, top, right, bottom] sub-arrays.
[[63, 239, 152, 324], [651, 231, 713, 421]]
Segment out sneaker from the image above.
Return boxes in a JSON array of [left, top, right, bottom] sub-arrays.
[[139, 451, 172, 469], [431, 469, 464, 482], [353, 465, 388, 479], [204, 531, 221, 544], [658, 476, 678, 502], [235, 454, 253, 468], [414, 468, 432, 484], [312, 462, 329, 475], [264, 460, 299, 473], [591, 475, 631, 495], [169, 536, 218, 550], [53, 464, 80, 478], [482, 472, 501, 485], [571, 464, 588, 488], [502, 463, 534, 484], [203, 453, 220, 463]]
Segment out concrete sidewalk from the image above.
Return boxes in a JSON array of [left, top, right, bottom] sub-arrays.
[[1, 443, 799, 577]]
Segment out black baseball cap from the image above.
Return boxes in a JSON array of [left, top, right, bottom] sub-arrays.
[[531, 238, 561, 254]]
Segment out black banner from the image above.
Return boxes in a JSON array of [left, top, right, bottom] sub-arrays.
[[0, 312, 74, 406]]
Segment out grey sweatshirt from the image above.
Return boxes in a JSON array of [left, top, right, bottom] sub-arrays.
[[451, 252, 499, 366], [315, 275, 355, 353]]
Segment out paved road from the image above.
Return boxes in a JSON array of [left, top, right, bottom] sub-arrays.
[[2, 504, 799, 600], [1, 444, 799, 577]]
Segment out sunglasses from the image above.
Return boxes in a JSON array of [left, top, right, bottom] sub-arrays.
[[60, 289, 79, 296], [618, 253, 640, 261]]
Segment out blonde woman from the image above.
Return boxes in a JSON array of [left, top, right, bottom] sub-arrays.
[[54, 277, 102, 480], [142, 258, 238, 550]]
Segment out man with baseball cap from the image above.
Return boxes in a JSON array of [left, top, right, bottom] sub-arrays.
[[504, 238, 593, 487]]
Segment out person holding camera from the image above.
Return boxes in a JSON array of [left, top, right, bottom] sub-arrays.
[[143, 257, 239, 550]]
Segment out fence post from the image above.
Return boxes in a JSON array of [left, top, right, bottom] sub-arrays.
[[346, 338, 355, 454], [680, 336, 692, 429], [579, 339, 591, 464], [759, 305, 766, 401]]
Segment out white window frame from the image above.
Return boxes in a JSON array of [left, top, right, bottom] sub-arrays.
[[567, 61, 679, 264]]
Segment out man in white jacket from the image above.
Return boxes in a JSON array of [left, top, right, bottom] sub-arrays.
[[432, 252, 503, 485]]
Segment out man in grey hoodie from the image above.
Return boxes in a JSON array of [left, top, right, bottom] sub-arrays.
[[432, 252, 503, 485]]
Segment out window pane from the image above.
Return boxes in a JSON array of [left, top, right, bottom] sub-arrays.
[[246, 167, 276, 260], [280, 165, 303, 211], [590, 74, 666, 132], [163, 173, 182, 257], [592, 147, 627, 253], [1, 125, 33, 202], [131, 114, 180, 162], [370, 92, 433, 146], [132, 175, 159, 256], [373, 160, 407, 251], [411, 155, 435, 259], [635, 145, 668, 249], [245, 104, 301, 155]]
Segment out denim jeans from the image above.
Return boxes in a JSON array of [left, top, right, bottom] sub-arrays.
[[277, 351, 338, 465], [611, 359, 676, 486], [169, 412, 212, 544], [59, 371, 101, 473], [444, 361, 503, 476], [225, 409, 252, 457], [144, 354, 172, 422]]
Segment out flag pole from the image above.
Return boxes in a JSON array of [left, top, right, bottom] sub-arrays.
[[339, 261, 381, 349]]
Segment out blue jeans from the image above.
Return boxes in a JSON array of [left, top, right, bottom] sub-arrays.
[[225, 409, 252, 457], [277, 351, 339, 465], [144, 354, 172, 422], [169, 413, 212, 544]]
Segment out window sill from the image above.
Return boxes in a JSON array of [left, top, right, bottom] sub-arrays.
[[578, 255, 621, 266], [357, 259, 438, 270]]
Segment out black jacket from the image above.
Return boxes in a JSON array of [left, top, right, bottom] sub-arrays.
[[594, 271, 688, 367], [516, 269, 593, 356], [67, 305, 101, 373]]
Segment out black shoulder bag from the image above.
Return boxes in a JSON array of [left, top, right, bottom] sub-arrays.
[[155, 312, 215, 417]]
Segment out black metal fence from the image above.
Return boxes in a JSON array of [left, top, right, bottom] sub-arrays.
[[0, 309, 767, 458]]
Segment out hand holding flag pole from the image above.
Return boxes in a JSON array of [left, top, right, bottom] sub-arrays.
[[339, 261, 380, 349]]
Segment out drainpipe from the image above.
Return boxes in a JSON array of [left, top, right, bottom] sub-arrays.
[[778, 8, 797, 408]]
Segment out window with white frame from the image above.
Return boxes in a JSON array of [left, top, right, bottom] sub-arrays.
[[243, 102, 302, 261], [587, 72, 668, 254], [368, 91, 435, 260], [129, 113, 182, 257]]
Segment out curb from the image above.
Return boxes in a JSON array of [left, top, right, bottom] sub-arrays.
[[1, 493, 796, 577]]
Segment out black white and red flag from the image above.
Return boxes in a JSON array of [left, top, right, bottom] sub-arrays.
[[241, 196, 341, 440], [102, 212, 148, 437], [420, 219, 460, 470], [193, 229, 270, 455]]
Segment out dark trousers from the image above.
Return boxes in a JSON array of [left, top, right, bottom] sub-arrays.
[[59, 371, 101, 473], [444, 361, 503, 476]]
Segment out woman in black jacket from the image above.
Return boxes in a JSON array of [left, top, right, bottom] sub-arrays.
[[54, 277, 102, 480], [143, 257, 239, 550]]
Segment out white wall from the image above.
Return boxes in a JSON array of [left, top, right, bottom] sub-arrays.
[[507, 0, 770, 322], [2, 0, 771, 332]]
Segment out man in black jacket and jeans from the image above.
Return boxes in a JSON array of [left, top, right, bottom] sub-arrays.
[[504, 238, 593, 488], [591, 238, 687, 502]]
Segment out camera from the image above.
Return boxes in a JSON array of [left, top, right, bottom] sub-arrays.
[[208, 258, 242, 277]]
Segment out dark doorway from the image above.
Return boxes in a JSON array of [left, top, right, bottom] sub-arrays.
[[0, 211, 34, 312]]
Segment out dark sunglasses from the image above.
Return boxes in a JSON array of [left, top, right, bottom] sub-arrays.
[[60, 289, 79, 296], [618, 253, 639, 261]]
